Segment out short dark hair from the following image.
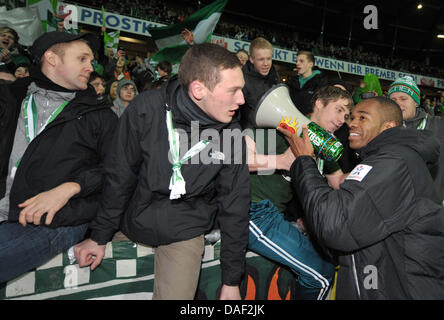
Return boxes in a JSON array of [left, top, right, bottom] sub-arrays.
[[0, 27, 18, 44], [178, 43, 242, 91], [89, 71, 103, 83], [297, 50, 314, 64], [157, 60, 172, 74], [312, 85, 354, 110], [371, 96, 403, 127]]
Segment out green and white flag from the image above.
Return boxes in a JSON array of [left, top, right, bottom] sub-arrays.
[[28, 0, 79, 33], [46, 9, 80, 34], [0, 6, 44, 46], [104, 30, 120, 56], [28, 0, 54, 32], [148, 0, 228, 65], [102, 7, 120, 56]]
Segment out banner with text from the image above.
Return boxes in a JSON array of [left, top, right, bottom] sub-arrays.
[[31, 2, 444, 89], [209, 36, 444, 89]]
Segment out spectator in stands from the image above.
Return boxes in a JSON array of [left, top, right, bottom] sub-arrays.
[[280, 96, 444, 299], [0, 27, 31, 75], [247, 86, 352, 299], [74, 43, 250, 300], [156, 60, 172, 83], [131, 55, 156, 92], [103, 49, 131, 81], [0, 71, 16, 82], [0, 31, 117, 283], [89, 71, 106, 96], [240, 37, 280, 129], [14, 64, 30, 79], [111, 79, 138, 117], [388, 76, 444, 205], [108, 81, 119, 105], [423, 97, 435, 116], [288, 50, 326, 116], [235, 49, 249, 66]]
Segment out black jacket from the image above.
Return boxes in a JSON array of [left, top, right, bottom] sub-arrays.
[[5, 68, 118, 227], [0, 77, 30, 197], [404, 108, 444, 203], [291, 127, 444, 299], [288, 69, 326, 116], [88, 77, 251, 286], [240, 61, 280, 129]]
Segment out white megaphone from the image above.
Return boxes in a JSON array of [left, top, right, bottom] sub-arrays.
[[254, 84, 309, 136], [253, 84, 343, 162]]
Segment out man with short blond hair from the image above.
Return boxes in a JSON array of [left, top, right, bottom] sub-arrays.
[[240, 37, 278, 129]]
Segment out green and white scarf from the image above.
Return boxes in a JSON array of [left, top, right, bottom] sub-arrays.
[[11, 94, 68, 179], [165, 106, 209, 200]]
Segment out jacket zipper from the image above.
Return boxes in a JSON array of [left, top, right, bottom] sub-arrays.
[[351, 254, 361, 299]]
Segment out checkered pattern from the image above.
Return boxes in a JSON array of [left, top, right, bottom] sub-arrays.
[[0, 240, 226, 300]]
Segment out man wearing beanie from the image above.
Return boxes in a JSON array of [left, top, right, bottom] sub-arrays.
[[388, 76, 444, 204], [0, 31, 117, 283]]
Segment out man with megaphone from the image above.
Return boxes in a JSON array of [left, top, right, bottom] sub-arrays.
[[246, 85, 353, 299], [278, 97, 444, 299]]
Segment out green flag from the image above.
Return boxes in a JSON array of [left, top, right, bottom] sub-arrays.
[[101, 6, 106, 28], [50, 0, 58, 13], [148, 0, 228, 65], [104, 30, 120, 56], [46, 9, 60, 30]]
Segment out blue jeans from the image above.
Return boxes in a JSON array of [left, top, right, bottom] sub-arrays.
[[0, 221, 88, 283], [248, 200, 335, 300]]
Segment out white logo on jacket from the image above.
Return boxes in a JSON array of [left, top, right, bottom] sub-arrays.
[[346, 164, 373, 182], [210, 151, 225, 161]]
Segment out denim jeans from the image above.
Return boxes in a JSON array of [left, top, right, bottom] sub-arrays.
[[0, 221, 88, 284], [248, 200, 335, 300]]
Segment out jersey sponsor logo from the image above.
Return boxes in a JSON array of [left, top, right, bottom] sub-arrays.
[[346, 164, 373, 182]]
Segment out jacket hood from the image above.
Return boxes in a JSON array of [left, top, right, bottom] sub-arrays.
[[116, 78, 139, 97], [358, 126, 439, 168], [161, 75, 240, 132]]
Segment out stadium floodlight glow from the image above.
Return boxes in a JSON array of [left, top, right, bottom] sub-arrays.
[[417, 3, 423, 9]]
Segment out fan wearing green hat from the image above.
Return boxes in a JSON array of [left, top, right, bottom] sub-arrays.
[[388, 76, 444, 204]]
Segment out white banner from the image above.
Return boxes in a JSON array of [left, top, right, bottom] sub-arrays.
[[73, 4, 165, 36], [209, 36, 444, 89], [30, 2, 444, 89]]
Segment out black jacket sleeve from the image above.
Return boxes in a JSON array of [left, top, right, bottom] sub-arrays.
[[89, 100, 144, 244], [290, 154, 419, 253], [216, 135, 250, 286]]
